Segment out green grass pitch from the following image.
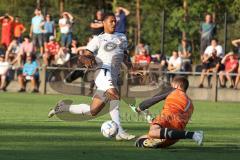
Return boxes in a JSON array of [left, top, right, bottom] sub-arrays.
[[0, 92, 239, 160]]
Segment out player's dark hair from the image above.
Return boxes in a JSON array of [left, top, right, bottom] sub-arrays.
[[23, 35, 30, 39], [103, 12, 115, 21], [211, 38, 218, 43], [172, 76, 189, 92]]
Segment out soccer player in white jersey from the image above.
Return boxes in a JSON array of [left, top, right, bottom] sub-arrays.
[[48, 13, 135, 140]]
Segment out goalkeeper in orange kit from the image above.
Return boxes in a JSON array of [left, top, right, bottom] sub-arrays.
[[130, 76, 204, 148]]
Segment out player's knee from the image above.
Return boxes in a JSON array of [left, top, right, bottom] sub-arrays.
[[90, 109, 99, 116]]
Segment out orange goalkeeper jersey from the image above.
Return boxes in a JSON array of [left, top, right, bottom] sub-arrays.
[[153, 89, 194, 130]]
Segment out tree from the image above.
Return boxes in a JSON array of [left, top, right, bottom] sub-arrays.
[[59, 0, 64, 14]]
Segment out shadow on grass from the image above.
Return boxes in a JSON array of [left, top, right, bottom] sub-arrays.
[[0, 122, 148, 131], [0, 144, 239, 160]]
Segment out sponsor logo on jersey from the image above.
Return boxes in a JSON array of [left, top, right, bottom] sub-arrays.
[[104, 42, 117, 51]]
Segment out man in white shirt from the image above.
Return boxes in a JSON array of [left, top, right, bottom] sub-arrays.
[[49, 13, 135, 140], [59, 12, 73, 48], [204, 38, 223, 58], [55, 47, 70, 65], [168, 51, 182, 72], [167, 51, 182, 82]]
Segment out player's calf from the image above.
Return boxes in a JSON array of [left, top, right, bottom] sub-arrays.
[[151, 127, 204, 146]]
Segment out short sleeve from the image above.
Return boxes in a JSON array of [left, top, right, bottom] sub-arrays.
[[168, 57, 173, 65], [34, 61, 39, 68], [119, 34, 128, 50], [204, 46, 211, 55], [177, 57, 182, 65], [58, 19, 63, 25], [86, 36, 100, 53], [217, 46, 223, 57]]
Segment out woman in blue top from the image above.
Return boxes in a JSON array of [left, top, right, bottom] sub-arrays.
[[42, 14, 56, 46]]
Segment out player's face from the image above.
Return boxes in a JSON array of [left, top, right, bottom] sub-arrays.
[[171, 82, 180, 89], [103, 16, 116, 34]]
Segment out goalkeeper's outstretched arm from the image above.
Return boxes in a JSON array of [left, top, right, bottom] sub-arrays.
[[137, 87, 175, 112]]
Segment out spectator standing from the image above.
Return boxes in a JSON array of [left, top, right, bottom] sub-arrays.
[[18, 54, 39, 93], [200, 14, 216, 55], [0, 14, 14, 48], [13, 16, 26, 43], [115, 6, 130, 33], [59, 12, 74, 48], [43, 36, 60, 66], [219, 52, 239, 88], [90, 10, 104, 36], [42, 14, 56, 47], [0, 54, 10, 91], [30, 8, 44, 55], [178, 39, 192, 71]]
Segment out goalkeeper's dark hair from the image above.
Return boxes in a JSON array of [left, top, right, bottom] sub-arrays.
[[172, 76, 189, 92], [103, 12, 115, 21]]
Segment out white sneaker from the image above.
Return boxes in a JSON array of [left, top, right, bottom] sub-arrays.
[[193, 131, 204, 146], [48, 109, 56, 118], [48, 99, 73, 118], [116, 131, 136, 141]]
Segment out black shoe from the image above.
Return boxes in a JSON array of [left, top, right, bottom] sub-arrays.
[[229, 85, 234, 89], [220, 84, 226, 88], [31, 89, 39, 93], [18, 88, 26, 92], [198, 84, 203, 88]]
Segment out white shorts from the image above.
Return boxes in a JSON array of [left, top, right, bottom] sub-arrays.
[[94, 68, 117, 92]]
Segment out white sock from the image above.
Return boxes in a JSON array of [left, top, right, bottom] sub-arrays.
[[69, 104, 91, 115], [109, 100, 124, 134]]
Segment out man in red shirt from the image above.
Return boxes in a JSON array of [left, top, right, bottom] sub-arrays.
[[13, 16, 26, 43], [219, 52, 239, 88], [134, 48, 151, 66], [43, 36, 60, 66], [0, 14, 14, 48]]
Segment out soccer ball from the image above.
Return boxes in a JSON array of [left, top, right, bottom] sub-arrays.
[[101, 120, 119, 138]]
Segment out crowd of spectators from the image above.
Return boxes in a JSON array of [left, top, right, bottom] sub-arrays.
[[0, 7, 240, 93], [131, 13, 240, 90], [0, 7, 131, 92]]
